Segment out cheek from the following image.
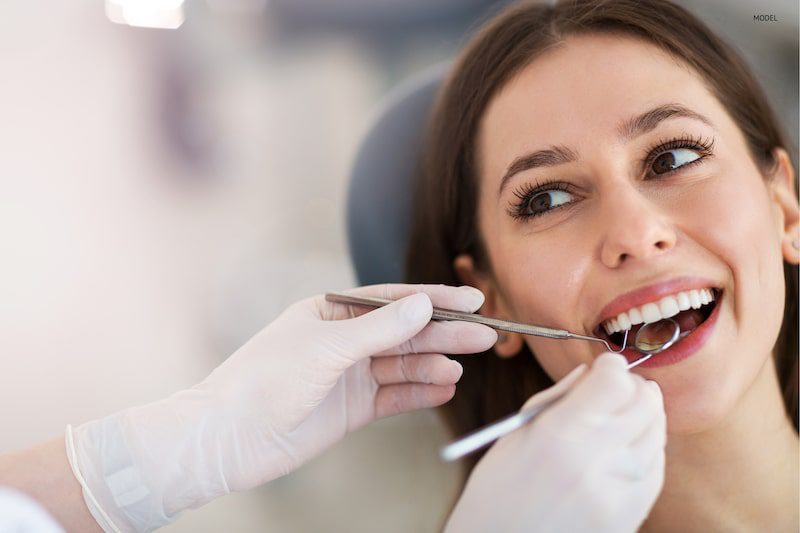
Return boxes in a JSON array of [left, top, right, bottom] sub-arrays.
[[487, 235, 595, 380], [684, 171, 785, 332], [660, 170, 787, 432]]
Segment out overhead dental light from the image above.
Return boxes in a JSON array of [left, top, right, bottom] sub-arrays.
[[105, 0, 186, 30]]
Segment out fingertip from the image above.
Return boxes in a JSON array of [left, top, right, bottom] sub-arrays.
[[428, 357, 463, 385], [459, 285, 486, 311], [567, 362, 589, 378], [580, 352, 635, 407], [646, 381, 666, 422], [399, 292, 433, 325], [449, 360, 464, 382], [436, 384, 457, 405], [595, 351, 629, 369], [472, 324, 498, 350], [646, 380, 663, 400]]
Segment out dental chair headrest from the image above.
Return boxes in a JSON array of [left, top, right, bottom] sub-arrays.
[[347, 64, 447, 285]]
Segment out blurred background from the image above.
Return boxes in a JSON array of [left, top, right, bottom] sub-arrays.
[[0, 1, 796, 531]]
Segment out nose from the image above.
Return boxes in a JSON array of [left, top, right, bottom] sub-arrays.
[[598, 182, 677, 268]]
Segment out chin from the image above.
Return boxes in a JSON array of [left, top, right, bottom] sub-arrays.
[[661, 376, 743, 435]]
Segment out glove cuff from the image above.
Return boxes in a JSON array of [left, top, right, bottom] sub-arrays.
[[65, 424, 124, 532], [66, 414, 175, 533], [66, 389, 231, 532]]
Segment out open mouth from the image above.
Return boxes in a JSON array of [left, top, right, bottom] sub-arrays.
[[593, 288, 722, 351]]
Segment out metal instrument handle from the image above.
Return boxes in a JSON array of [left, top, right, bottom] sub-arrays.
[[324, 292, 570, 339]]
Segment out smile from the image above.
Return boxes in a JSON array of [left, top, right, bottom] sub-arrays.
[[592, 281, 723, 367]]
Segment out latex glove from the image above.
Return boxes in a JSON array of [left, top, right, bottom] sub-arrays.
[[445, 353, 666, 533], [66, 284, 497, 533]]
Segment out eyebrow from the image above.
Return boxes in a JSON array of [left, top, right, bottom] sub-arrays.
[[497, 103, 715, 195]]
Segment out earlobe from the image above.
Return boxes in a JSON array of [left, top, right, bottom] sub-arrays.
[[768, 148, 800, 265], [493, 332, 525, 358], [782, 231, 800, 265], [453, 254, 525, 358]]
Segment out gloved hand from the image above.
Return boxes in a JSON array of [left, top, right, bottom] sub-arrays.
[[66, 284, 497, 532], [445, 353, 666, 533]]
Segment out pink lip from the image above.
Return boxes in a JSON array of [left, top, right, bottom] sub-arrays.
[[592, 276, 721, 333], [621, 288, 723, 368]]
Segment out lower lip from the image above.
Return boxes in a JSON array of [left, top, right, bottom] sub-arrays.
[[621, 291, 723, 368]]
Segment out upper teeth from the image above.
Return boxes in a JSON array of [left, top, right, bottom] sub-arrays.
[[602, 288, 716, 335]]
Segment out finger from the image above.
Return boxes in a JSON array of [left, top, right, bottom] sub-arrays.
[[608, 428, 662, 482], [522, 363, 588, 411], [628, 445, 666, 517], [376, 320, 497, 357], [626, 381, 666, 458], [372, 353, 463, 386], [625, 409, 667, 476], [602, 378, 665, 446], [554, 352, 637, 422], [607, 443, 666, 533], [374, 383, 456, 419], [318, 283, 486, 320], [322, 292, 433, 362], [593, 448, 665, 533]]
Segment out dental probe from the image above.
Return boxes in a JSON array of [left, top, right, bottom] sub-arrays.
[[440, 319, 680, 461], [439, 320, 680, 461], [324, 292, 631, 354], [439, 351, 655, 461]]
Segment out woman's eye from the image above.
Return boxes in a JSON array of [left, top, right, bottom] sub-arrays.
[[650, 147, 701, 175], [523, 189, 573, 215]]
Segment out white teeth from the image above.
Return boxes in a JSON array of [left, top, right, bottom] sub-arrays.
[[698, 291, 707, 305], [677, 292, 691, 311], [641, 302, 661, 323], [658, 296, 681, 319], [689, 290, 702, 309], [601, 287, 717, 334]]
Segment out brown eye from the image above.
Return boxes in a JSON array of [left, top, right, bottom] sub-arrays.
[[529, 194, 552, 211], [650, 148, 700, 175], [522, 190, 573, 216]]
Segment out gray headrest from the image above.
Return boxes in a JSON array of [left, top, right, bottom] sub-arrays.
[[346, 65, 447, 285]]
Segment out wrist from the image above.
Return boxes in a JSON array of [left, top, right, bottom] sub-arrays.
[[67, 389, 229, 532]]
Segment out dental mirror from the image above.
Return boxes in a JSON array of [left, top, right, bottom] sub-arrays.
[[632, 317, 681, 354], [622, 317, 681, 368]]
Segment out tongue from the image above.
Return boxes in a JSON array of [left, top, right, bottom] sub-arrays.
[[612, 309, 706, 350], [673, 308, 705, 333]]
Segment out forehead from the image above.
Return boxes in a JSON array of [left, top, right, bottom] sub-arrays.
[[477, 33, 721, 167]]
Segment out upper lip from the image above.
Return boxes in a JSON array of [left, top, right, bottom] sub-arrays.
[[590, 276, 721, 333]]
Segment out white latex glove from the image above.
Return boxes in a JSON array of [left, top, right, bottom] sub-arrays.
[[66, 284, 497, 532], [445, 353, 666, 533]]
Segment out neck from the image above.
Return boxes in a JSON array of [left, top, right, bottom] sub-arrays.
[[643, 356, 799, 532]]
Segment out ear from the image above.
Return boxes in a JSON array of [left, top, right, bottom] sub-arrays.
[[767, 148, 800, 265], [454, 254, 524, 358]]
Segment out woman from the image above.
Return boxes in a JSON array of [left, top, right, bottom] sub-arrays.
[[407, 0, 799, 530]]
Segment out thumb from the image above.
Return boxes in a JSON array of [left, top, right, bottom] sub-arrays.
[[521, 363, 588, 411], [324, 293, 433, 362]]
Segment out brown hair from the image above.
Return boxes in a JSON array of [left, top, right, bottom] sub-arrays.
[[405, 0, 799, 461]]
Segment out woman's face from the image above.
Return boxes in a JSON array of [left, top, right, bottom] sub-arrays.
[[459, 34, 798, 432]]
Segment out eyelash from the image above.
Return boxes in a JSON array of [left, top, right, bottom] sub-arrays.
[[508, 134, 715, 221]]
